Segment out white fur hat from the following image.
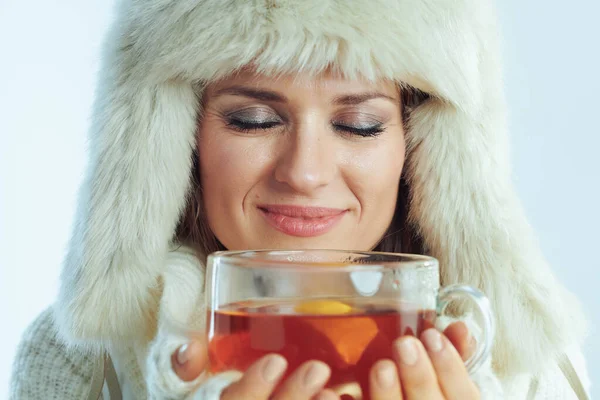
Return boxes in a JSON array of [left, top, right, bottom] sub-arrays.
[[55, 0, 586, 377]]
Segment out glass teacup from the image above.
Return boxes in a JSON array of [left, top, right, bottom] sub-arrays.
[[204, 250, 494, 399]]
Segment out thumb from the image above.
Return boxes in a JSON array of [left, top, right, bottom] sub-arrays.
[[172, 339, 209, 382]]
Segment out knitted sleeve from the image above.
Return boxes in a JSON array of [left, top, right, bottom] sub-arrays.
[[9, 308, 99, 400], [437, 316, 592, 399], [501, 345, 592, 399], [145, 247, 242, 399]]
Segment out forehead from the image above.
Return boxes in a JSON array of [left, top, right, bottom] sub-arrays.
[[204, 68, 400, 99]]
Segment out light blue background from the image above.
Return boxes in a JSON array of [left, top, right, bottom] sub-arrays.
[[1, 0, 598, 396]]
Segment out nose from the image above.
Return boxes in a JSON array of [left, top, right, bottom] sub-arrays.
[[273, 127, 337, 194]]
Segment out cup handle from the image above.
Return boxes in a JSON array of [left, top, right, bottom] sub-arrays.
[[436, 284, 495, 375]]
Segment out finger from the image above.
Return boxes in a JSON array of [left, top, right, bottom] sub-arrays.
[[421, 329, 479, 400], [393, 336, 443, 400], [314, 389, 341, 400], [443, 321, 475, 361], [369, 359, 402, 400], [220, 354, 287, 400], [272, 360, 331, 400], [172, 341, 208, 382]]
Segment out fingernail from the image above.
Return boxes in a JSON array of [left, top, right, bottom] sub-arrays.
[[376, 361, 396, 389], [468, 333, 477, 356], [262, 355, 287, 383], [303, 362, 330, 389], [469, 333, 477, 348], [395, 338, 419, 366], [422, 329, 444, 353], [176, 344, 190, 365], [314, 392, 334, 400]]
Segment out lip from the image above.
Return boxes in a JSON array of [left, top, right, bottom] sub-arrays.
[[258, 205, 347, 237]]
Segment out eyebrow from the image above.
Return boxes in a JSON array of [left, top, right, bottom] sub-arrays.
[[213, 86, 287, 102], [332, 92, 397, 105], [213, 85, 396, 105]]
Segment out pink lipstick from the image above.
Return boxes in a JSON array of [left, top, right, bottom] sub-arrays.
[[258, 205, 347, 237]]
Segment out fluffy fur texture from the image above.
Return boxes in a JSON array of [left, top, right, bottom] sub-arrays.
[[54, 0, 587, 379]]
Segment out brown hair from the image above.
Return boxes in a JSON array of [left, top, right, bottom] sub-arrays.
[[175, 85, 429, 259]]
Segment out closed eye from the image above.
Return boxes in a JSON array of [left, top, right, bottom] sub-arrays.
[[332, 123, 385, 137], [227, 119, 282, 132]]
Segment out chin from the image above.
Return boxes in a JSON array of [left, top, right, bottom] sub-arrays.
[[251, 236, 356, 251]]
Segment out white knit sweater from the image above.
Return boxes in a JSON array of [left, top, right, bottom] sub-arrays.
[[10, 251, 592, 400], [9, 308, 591, 399]]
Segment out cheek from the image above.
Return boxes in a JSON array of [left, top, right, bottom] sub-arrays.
[[197, 125, 273, 228], [344, 135, 405, 244], [198, 135, 238, 200], [346, 136, 405, 202], [197, 131, 248, 247]]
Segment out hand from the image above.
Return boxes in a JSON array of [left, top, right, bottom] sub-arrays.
[[172, 340, 335, 399], [171, 321, 478, 399], [368, 321, 479, 400]]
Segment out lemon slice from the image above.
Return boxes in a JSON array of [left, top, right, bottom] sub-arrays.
[[294, 299, 353, 315], [293, 299, 378, 365]]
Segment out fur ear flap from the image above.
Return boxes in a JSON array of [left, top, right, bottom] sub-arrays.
[[406, 101, 587, 376], [54, 77, 199, 350]]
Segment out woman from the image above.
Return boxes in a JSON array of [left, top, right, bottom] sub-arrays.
[[10, 0, 590, 399]]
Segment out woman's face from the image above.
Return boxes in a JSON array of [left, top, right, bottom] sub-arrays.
[[197, 70, 405, 251]]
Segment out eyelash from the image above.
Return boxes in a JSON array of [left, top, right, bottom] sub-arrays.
[[226, 119, 385, 138], [332, 124, 385, 137], [226, 120, 280, 132]]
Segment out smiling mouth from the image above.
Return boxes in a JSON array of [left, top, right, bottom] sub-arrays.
[[257, 205, 347, 237]]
